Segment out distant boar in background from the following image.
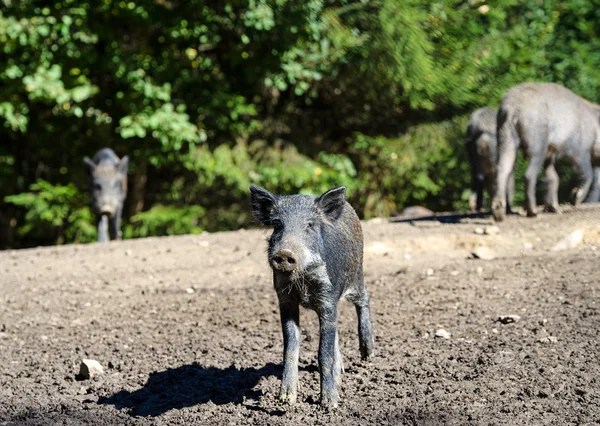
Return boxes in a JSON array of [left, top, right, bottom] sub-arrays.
[[492, 82, 600, 221], [84, 148, 129, 242], [464, 107, 514, 212]]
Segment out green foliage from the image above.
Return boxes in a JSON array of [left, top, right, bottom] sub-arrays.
[[1, 0, 599, 248], [350, 116, 471, 218], [4, 180, 95, 245], [125, 205, 206, 238]]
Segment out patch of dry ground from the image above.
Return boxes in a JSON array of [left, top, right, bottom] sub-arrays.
[[1, 205, 599, 425]]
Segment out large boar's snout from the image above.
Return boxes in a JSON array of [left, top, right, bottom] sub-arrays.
[[271, 249, 298, 272]]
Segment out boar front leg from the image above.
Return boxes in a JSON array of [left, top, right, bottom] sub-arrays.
[[278, 301, 300, 404], [97, 215, 109, 243], [318, 303, 339, 407]]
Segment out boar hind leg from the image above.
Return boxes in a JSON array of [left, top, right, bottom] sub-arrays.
[[524, 154, 544, 217], [585, 167, 600, 203], [543, 160, 561, 213], [347, 283, 374, 360], [570, 155, 594, 206], [506, 172, 515, 214]]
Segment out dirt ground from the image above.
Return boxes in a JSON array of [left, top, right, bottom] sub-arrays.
[[1, 204, 599, 425]]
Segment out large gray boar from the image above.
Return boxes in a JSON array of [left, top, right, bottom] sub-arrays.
[[465, 107, 514, 212], [492, 83, 600, 221], [84, 148, 129, 242]]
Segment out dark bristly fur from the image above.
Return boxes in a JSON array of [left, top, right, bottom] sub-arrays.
[[249, 184, 374, 408]]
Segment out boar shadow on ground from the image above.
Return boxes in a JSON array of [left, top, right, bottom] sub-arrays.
[[98, 362, 286, 417]]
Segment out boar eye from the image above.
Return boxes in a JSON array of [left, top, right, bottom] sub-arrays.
[[307, 222, 313, 229], [93, 182, 102, 191]]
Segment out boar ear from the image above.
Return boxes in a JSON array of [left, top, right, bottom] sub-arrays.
[[316, 186, 346, 220], [83, 157, 96, 175], [118, 156, 129, 175], [250, 184, 278, 226]]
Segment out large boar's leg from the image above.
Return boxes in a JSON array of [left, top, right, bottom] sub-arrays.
[[524, 154, 544, 217], [570, 153, 594, 206], [492, 147, 516, 221], [543, 158, 560, 213], [585, 167, 600, 202]]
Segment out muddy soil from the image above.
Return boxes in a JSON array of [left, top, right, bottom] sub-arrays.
[[1, 205, 599, 425]]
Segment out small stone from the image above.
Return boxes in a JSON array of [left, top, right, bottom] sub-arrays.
[[186, 287, 195, 294], [524, 242, 533, 250], [450, 270, 459, 276], [404, 253, 412, 260], [435, 329, 451, 339], [474, 227, 484, 235], [484, 225, 500, 235], [125, 249, 132, 256], [476, 267, 483, 275], [539, 336, 558, 344], [471, 246, 496, 260], [497, 315, 521, 324], [426, 268, 434, 277], [551, 230, 584, 251], [77, 359, 104, 380], [491, 328, 498, 334]]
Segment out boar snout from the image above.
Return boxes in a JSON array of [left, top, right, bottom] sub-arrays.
[[100, 203, 116, 217], [270, 249, 298, 272]]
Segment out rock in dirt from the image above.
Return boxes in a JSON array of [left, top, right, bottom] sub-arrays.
[[426, 268, 434, 277], [435, 329, 451, 339], [474, 227, 484, 235], [471, 246, 496, 260], [484, 225, 500, 235], [551, 230, 584, 251], [497, 315, 521, 324], [77, 359, 104, 380], [539, 336, 558, 344]]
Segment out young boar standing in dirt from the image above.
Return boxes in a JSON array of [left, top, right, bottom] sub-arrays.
[[84, 148, 129, 242], [465, 107, 514, 212], [492, 82, 600, 221], [250, 185, 374, 408]]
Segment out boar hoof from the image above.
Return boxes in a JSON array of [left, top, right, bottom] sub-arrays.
[[526, 209, 538, 218], [320, 393, 339, 409], [279, 389, 297, 404], [543, 204, 561, 214]]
